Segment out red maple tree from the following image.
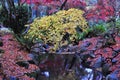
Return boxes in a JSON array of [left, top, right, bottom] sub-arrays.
[[85, 0, 116, 22]]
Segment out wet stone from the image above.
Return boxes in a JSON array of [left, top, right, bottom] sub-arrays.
[[31, 47, 46, 54], [79, 46, 87, 53], [83, 41, 92, 47]]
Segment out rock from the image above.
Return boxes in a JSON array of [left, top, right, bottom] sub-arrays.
[[58, 45, 68, 52], [16, 61, 29, 69], [27, 53, 39, 65], [106, 70, 119, 80], [31, 42, 51, 53], [89, 51, 95, 58], [0, 27, 11, 33], [79, 47, 87, 53], [9, 76, 19, 80], [31, 48, 41, 53], [0, 49, 4, 53], [28, 53, 35, 59], [112, 59, 117, 64], [31, 43, 43, 48], [95, 39, 104, 49], [112, 51, 119, 58], [83, 41, 92, 47], [31, 47, 45, 53]]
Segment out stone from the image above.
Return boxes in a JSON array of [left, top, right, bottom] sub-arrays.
[[0, 49, 4, 53]]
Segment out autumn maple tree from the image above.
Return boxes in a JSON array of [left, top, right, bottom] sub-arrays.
[[85, 0, 113, 22], [42, 0, 87, 14], [85, 0, 120, 24]]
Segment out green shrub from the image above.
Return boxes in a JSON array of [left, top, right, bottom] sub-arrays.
[[116, 19, 120, 28], [92, 24, 106, 34], [25, 8, 88, 51], [0, 4, 30, 34], [14, 34, 34, 51], [116, 19, 120, 26], [77, 24, 107, 40]]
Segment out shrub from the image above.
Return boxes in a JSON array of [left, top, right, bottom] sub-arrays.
[[116, 18, 120, 29], [0, 4, 30, 34], [77, 24, 107, 40], [14, 34, 34, 51], [116, 19, 120, 27], [25, 8, 88, 51]]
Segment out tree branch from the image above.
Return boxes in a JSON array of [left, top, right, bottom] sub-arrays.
[[60, 0, 68, 10]]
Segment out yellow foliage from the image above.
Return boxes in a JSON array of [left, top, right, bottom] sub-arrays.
[[25, 8, 88, 52]]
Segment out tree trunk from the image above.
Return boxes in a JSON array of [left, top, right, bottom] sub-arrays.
[[1, 0, 7, 11]]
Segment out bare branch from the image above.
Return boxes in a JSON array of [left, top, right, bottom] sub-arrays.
[[60, 0, 68, 10]]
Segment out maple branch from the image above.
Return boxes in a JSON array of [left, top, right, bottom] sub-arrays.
[[60, 0, 68, 10], [21, 0, 27, 5]]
